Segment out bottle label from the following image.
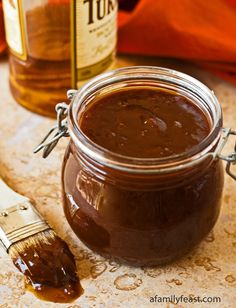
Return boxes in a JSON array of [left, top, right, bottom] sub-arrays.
[[2, 0, 26, 60], [71, 0, 118, 88]]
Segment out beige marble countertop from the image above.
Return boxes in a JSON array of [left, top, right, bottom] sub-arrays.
[[0, 56, 236, 308]]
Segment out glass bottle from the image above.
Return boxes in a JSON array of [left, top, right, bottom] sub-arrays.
[[2, 0, 117, 117]]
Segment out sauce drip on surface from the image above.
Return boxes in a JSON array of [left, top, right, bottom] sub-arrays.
[[12, 232, 83, 303], [80, 88, 210, 158]]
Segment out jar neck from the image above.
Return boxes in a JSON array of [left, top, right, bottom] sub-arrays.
[[68, 66, 222, 175]]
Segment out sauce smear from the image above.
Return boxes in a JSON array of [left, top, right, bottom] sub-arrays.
[[12, 232, 83, 303]]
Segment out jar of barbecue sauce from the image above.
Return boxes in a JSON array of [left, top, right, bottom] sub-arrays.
[[35, 66, 236, 266]]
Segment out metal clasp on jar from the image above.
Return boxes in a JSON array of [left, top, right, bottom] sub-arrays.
[[33, 90, 77, 158], [33, 89, 236, 180], [217, 128, 236, 180]]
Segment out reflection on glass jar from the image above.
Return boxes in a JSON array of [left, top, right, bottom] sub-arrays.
[[62, 143, 224, 265]]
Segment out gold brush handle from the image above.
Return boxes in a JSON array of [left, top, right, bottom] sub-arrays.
[[0, 178, 29, 211], [0, 178, 50, 251]]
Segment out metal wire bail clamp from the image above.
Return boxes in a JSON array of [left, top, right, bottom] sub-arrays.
[[218, 129, 236, 180], [33, 102, 70, 158], [34, 90, 78, 157]]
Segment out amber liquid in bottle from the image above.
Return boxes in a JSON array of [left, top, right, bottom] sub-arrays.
[[9, 2, 71, 117], [4, 0, 117, 117]]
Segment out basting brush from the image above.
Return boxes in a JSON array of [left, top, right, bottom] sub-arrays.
[[0, 178, 83, 303]]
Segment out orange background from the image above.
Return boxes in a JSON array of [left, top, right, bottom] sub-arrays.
[[1, 0, 236, 83]]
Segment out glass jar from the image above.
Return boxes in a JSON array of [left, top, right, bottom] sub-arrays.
[[35, 66, 236, 266]]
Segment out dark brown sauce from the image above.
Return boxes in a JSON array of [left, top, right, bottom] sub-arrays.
[[62, 86, 224, 265], [80, 88, 210, 158], [12, 232, 83, 303]]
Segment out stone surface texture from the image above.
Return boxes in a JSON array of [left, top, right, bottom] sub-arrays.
[[0, 56, 236, 308]]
